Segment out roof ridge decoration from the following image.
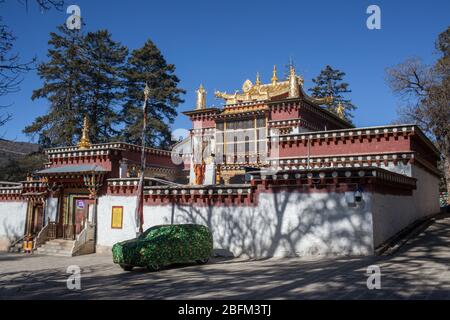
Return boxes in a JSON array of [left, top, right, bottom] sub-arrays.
[[271, 65, 278, 84], [336, 101, 345, 119], [78, 116, 92, 150], [213, 65, 332, 106]]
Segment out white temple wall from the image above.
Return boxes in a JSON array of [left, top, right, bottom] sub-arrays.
[[371, 193, 417, 247], [371, 165, 439, 247], [410, 164, 440, 218], [96, 195, 138, 252], [142, 191, 375, 258], [44, 197, 58, 223], [0, 201, 27, 250], [62, 164, 440, 257]]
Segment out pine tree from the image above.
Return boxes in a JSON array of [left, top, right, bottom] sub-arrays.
[[121, 40, 185, 149], [308, 65, 356, 121], [82, 30, 128, 141], [0, 152, 47, 182], [24, 25, 86, 147], [23, 26, 128, 146]]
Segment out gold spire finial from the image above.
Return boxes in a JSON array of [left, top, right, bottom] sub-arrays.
[[255, 72, 261, 86], [290, 65, 296, 76], [336, 101, 345, 119], [78, 116, 91, 150], [196, 84, 207, 109], [271, 65, 278, 84], [288, 65, 300, 98]]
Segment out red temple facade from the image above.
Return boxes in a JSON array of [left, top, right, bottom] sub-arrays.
[[0, 65, 441, 258]]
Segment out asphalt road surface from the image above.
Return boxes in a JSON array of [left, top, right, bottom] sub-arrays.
[[1, 214, 449, 299]]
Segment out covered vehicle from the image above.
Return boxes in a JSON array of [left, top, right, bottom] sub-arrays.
[[112, 224, 213, 271]]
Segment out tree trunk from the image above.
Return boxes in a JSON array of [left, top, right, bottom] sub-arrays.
[[445, 157, 450, 205]]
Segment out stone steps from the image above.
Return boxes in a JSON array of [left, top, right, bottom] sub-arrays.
[[36, 239, 75, 257]]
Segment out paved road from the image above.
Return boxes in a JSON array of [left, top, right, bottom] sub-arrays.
[[1, 214, 450, 299]]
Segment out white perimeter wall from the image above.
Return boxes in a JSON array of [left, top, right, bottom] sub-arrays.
[[0, 201, 27, 250], [411, 165, 440, 218], [95, 192, 374, 258], [97, 195, 138, 248], [94, 165, 439, 258], [371, 165, 440, 247], [141, 192, 375, 258]]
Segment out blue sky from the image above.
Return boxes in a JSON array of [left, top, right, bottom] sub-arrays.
[[0, 0, 449, 142]]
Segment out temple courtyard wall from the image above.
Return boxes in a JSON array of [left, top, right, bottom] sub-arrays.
[[95, 166, 440, 257], [371, 165, 439, 247], [0, 165, 440, 257], [0, 201, 27, 251]]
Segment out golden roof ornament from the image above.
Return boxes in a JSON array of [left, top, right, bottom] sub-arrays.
[[78, 116, 91, 150], [195, 84, 207, 109], [290, 65, 295, 77], [308, 95, 334, 105], [255, 72, 261, 86], [288, 65, 300, 98], [271, 65, 278, 84], [215, 64, 332, 106], [336, 101, 345, 119]]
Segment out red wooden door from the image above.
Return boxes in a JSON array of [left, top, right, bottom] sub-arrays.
[[32, 204, 44, 234], [73, 198, 93, 235]]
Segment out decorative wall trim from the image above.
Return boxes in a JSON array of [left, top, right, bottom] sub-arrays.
[[0, 187, 23, 201], [271, 124, 415, 142], [45, 142, 173, 157], [272, 152, 414, 169], [101, 167, 417, 206]]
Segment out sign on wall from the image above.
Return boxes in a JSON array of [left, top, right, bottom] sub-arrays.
[[111, 206, 123, 229], [76, 199, 85, 209]]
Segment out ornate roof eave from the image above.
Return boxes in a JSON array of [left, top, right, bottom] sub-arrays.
[[410, 125, 441, 156], [214, 109, 269, 120], [182, 107, 220, 117], [267, 93, 354, 129], [298, 87, 354, 128], [248, 166, 418, 190]]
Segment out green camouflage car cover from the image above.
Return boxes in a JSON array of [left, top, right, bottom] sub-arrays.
[[112, 224, 213, 268]]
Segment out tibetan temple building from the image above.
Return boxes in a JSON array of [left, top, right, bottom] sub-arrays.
[[0, 65, 441, 258]]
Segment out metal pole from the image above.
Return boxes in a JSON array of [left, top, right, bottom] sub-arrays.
[[137, 83, 150, 234]]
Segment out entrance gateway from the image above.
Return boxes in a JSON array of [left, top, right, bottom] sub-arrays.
[[41, 171, 105, 241]]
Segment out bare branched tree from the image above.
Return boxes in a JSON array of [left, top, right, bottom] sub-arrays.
[[386, 27, 450, 203], [0, 19, 36, 97], [14, 0, 64, 11], [386, 57, 440, 134], [0, 0, 64, 127]]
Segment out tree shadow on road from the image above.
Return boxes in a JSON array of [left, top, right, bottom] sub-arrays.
[[1, 215, 449, 300]]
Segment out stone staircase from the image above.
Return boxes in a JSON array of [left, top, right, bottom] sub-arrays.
[[36, 239, 75, 256]]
